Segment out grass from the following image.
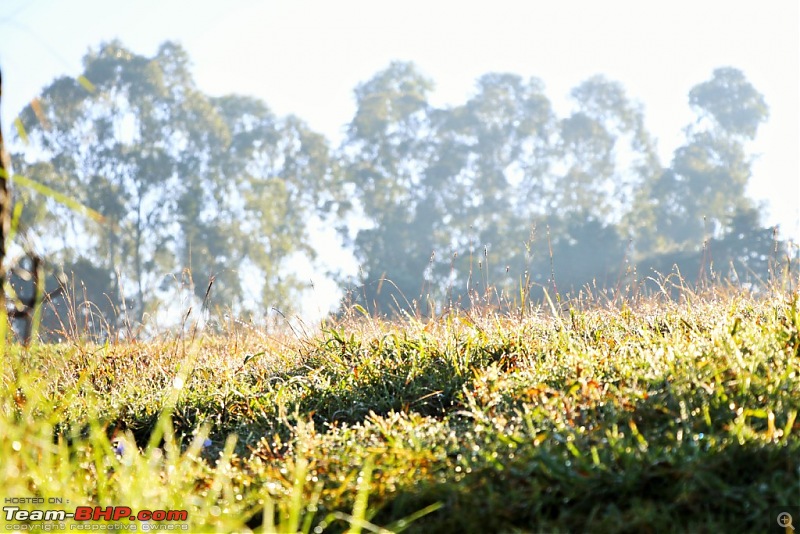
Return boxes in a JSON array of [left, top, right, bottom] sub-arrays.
[[1, 284, 799, 532]]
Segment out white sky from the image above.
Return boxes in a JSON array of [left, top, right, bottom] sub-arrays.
[[0, 0, 798, 316]]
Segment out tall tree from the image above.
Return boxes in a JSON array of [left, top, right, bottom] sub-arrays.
[[557, 76, 660, 225], [340, 61, 438, 310], [455, 76, 659, 297], [342, 65, 776, 309], [341, 64, 559, 311], [640, 67, 768, 251], [536, 76, 662, 293], [11, 41, 336, 330], [432, 73, 555, 300]]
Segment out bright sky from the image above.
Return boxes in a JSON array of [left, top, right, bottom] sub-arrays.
[[0, 0, 798, 316]]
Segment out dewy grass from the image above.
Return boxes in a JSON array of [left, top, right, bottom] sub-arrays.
[[1, 287, 799, 532]]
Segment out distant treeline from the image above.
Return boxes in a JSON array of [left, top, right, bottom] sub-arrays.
[[7, 41, 797, 337]]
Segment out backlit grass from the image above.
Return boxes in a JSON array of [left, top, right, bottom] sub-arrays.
[[2, 286, 799, 532]]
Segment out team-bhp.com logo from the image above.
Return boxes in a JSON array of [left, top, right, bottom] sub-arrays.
[[4, 505, 188, 530]]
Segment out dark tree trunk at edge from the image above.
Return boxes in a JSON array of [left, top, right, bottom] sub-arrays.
[[0, 69, 11, 328]]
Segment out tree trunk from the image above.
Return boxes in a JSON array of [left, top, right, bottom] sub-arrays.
[[0, 69, 11, 334]]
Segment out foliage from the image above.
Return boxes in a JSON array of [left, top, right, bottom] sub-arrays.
[[340, 62, 779, 315], [10, 41, 340, 331], [2, 287, 799, 531], [340, 64, 561, 311], [5, 40, 786, 329], [637, 68, 770, 252]]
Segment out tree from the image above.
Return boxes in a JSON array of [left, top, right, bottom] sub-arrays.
[[339, 61, 438, 311], [341, 64, 561, 312], [689, 67, 769, 139], [11, 41, 336, 332], [343, 66, 675, 310], [558, 76, 660, 224], [639, 67, 769, 251], [430, 72, 556, 302], [0, 68, 10, 340], [341, 65, 778, 309]]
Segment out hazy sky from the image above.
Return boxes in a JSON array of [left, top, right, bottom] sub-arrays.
[[0, 0, 798, 314]]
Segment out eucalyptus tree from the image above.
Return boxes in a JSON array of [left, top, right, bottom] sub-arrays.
[[556, 76, 660, 224], [431, 73, 556, 298], [339, 61, 438, 311], [434, 74, 658, 297], [11, 41, 336, 328], [643, 67, 769, 250], [341, 64, 560, 311], [536, 76, 663, 291]]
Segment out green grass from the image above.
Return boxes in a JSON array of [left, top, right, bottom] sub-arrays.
[[2, 287, 799, 532]]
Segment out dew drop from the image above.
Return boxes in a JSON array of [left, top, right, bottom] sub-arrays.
[[173, 376, 185, 390]]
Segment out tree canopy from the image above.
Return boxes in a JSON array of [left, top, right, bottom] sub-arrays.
[[11, 41, 340, 330], [6, 41, 791, 332], [339, 62, 786, 314]]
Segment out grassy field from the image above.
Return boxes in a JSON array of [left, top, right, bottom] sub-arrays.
[[2, 286, 799, 532]]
